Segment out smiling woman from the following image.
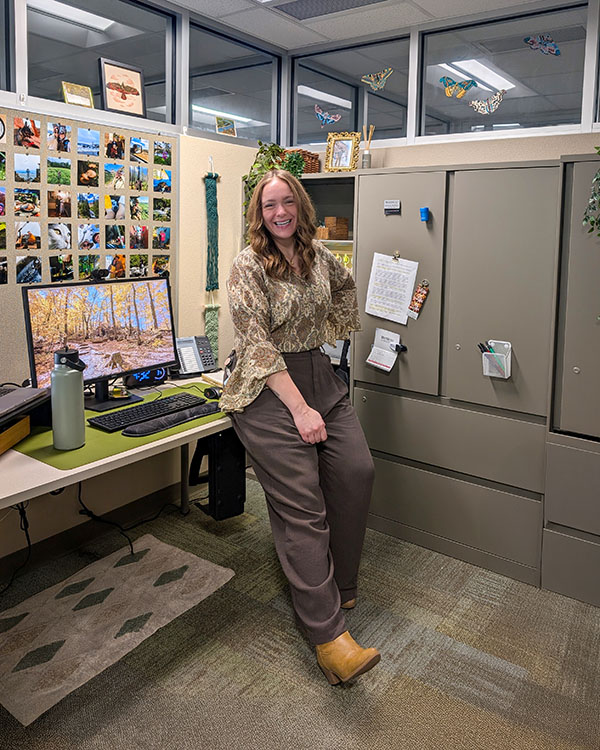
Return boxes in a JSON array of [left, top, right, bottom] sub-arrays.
[[26, 0, 174, 123]]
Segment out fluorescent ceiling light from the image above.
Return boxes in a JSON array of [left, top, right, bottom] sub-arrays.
[[192, 105, 251, 123], [492, 123, 521, 129], [438, 63, 491, 92], [297, 85, 352, 110], [28, 0, 114, 31], [451, 59, 515, 91]]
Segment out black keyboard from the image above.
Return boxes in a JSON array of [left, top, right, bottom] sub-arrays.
[[87, 392, 207, 433]]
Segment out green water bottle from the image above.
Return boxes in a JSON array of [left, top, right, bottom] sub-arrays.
[[51, 348, 87, 450]]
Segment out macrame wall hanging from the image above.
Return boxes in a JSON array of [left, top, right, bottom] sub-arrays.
[[204, 164, 220, 360]]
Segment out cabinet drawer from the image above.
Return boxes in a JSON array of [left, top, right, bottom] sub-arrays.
[[355, 388, 545, 492], [546, 442, 600, 534], [371, 457, 541, 567], [542, 527, 600, 607]]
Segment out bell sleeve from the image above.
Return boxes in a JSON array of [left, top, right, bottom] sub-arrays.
[[220, 252, 286, 412], [321, 245, 361, 345]]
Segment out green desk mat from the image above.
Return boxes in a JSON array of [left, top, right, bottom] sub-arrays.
[[14, 386, 226, 471]]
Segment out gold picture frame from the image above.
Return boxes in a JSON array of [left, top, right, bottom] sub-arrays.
[[61, 81, 95, 109], [324, 131, 361, 173]]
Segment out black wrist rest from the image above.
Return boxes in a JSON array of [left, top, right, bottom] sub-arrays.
[[121, 402, 222, 436]]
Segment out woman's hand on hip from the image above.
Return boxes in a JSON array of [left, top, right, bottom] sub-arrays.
[[293, 404, 327, 444]]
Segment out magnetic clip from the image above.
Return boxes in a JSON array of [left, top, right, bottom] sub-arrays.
[[390, 340, 408, 353]]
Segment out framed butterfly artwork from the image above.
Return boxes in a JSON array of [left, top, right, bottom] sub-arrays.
[[361, 67, 394, 91], [314, 104, 342, 129], [324, 132, 361, 173], [99, 58, 146, 118]]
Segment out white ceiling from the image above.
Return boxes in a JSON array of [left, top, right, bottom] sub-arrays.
[[176, 0, 576, 51]]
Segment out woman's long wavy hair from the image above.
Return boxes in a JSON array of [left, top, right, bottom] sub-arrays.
[[247, 169, 317, 280]]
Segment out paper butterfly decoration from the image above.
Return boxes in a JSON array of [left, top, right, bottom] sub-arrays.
[[439, 76, 478, 99], [468, 89, 506, 115], [524, 33, 560, 56], [361, 67, 394, 91], [314, 104, 342, 128]]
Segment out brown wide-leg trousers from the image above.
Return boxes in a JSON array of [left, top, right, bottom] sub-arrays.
[[230, 348, 375, 645]]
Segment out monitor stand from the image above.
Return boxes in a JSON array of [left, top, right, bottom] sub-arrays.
[[85, 380, 143, 413]]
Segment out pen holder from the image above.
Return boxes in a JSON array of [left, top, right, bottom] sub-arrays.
[[482, 340, 511, 379]]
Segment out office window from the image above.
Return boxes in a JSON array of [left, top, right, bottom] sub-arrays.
[[0, 0, 8, 91], [26, 0, 173, 123], [295, 65, 356, 146], [421, 5, 587, 135], [189, 25, 277, 142]]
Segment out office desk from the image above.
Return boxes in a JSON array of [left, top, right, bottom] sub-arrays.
[[0, 403, 231, 515]]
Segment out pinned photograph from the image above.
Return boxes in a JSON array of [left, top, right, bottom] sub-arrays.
[[153, 197, 171, 222], [104, 163, 126, 189], [16, 222, 41, 250], [14, 188, 40, 217], [106, 252, 126, 278], [0, 114, 5, 144], [215, 117, 236, 137], [0, 222, 5, 249], [77, 193, 99, 219], [153, 141, 171, 166], [130, 254, 148, 277], [48, 223, 72, 250], [78, 224, 100, 250], [0, 151, 5, 179], [0, 187, 4, 216], [151, 254, 170, 277], [47, 156, 71, 185], [130, 225, 148, 250], [104, 194, 126, 219], [106, 224, 126, 249], [130, 195, 149, 220], [49, 254, 74, 282], [14, 117, 41, 149], [78, 254, 100, 280], [100, 58, 146, 117], [77, 160, 99, 187], [152, 226, 170, 250], [48, 190, 71, 218], [47, 122, 71, 153], [105, 132, 126, 159], [77, 128, 100, 156], [153, 168, 171, 193], [130, 136, 149, 163], [16, 255, 42, 284], [14, 154, 41, 183], [129, 165, 148, 191], [0, 256, 7, 284]]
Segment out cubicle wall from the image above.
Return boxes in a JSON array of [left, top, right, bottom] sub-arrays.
[[352, 162, 562, 588]]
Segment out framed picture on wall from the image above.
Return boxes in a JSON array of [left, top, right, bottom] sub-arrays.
[[324, 132, 361, 173], [61, 81, 95, 109], [99, 58, 146, 118]]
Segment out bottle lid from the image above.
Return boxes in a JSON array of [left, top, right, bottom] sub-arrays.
[[54, 348, 86, 371]]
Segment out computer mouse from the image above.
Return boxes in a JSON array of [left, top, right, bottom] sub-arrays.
[[204, 386, 222, 400]]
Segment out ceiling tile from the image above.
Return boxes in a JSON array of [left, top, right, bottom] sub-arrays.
[[217, 8, 329, 46], [413, 0, 550, 19], [178, 0, 255, 15], [303, 2, 429, 39]]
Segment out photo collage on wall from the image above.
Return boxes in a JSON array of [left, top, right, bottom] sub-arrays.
[[0, 109, 176, 286]]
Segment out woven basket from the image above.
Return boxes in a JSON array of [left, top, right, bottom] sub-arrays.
[[285, 148, 320, 174]]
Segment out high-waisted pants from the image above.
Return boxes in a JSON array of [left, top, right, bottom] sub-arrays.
[[230, 349, 375, 645]]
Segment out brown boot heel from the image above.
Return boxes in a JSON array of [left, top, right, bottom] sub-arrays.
[[341, 598, 356, 610]]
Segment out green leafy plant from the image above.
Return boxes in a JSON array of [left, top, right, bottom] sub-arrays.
[[582, 147, 600, 236], [242, 141, 305, 219]]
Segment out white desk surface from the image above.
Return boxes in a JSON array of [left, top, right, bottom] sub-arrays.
[[0, 380, 231, 511]]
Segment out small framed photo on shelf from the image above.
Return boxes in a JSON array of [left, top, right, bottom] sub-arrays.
[[324, 132, 361, 173], [99, 58, 146, 118], [215, 117, 236, 137], [61, 81, 94, 109]]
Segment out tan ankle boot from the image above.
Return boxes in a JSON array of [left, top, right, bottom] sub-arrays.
[[315, 631, 380, 685], [341, 598, 356, 610]]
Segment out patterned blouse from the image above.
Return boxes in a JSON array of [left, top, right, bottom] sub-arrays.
[[220, 240, 360, 412]]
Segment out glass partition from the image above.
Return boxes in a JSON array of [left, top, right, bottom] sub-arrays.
[[26, 0, 173, 122], [421, 5, 587, 135], [189, 24, 277, 142]]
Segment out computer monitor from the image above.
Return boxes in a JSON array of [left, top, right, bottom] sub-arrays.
[[22, 277, 178, 411]]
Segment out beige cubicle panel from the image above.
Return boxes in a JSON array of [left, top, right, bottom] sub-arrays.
[[554, 160, 600, 439], [353, 171, 446, 396], [443, 167, 560, 416]]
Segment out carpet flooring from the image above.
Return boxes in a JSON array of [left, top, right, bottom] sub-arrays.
[[0, 478, 599, 749]]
